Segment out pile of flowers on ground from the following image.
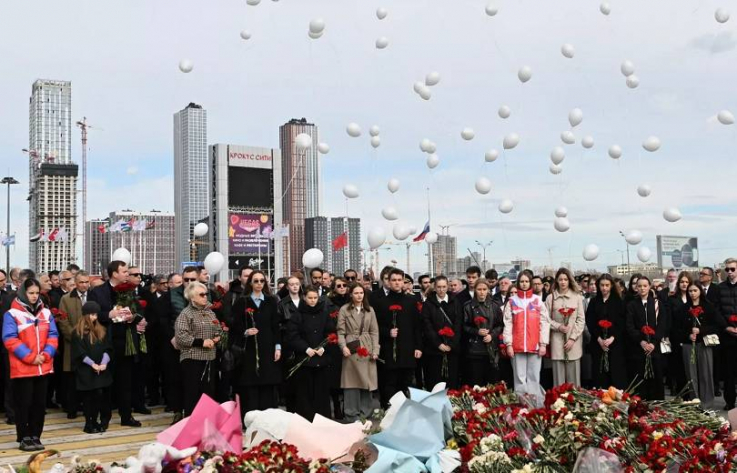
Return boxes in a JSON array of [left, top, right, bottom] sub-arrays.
[[449, 383, 737, 472]]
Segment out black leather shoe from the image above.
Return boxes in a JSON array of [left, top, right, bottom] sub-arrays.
[[67, 411, 78, 420], [99, 421, 109, 432], [121, 417, 142, 427], [83, 422, 100, 434], [31, 437, 44, 451], [19, 438, 35, 452], [134, 407, 152, 415]]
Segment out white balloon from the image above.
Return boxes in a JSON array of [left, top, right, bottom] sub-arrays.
[[626, 75, 640, 89], [561, 131, 576, 145], [204, 252, 226, 274], [461, 128, 475, 141], [367, 227, 386, 249], [485, 149, 500, 162], [637, 184, 652, 197], [550, 146, 566, 165], [407, 226, 417, 235], [549, 163, 563, 175], [387, 178, 400, 193], [111, 248, 131, 265], [608, 145, 622, 160], [583, 244, 600, 261], [295, 133, 313, 150], [392, 224, 411, 241], [413, 81, 425, 94], [621, 60, 635, 77], [426, 154, 440, 169], [485, 3, 499, 16], [193, 222, 209, 237], [240, 30, 252, 40], [381, 206, 399, 221], [718, 110, 735, 125], [555, 206, 568, 218], [425, 72, 441, 87], [375, 37, 389, 49], [561, 43, 575, 59], [178, 59, 194, 73], [309, 18, 326, 34], [302, 248, 324, 269], [417, 85, 432, 100], [554, 217, 570, 233], [568, 108, 583, 127], [368, 126, 380, 137], [308, 31, 323, 40], [425, 232, 439, 244], [376, 7, 388, 20], [625, 230, 643, 245], [498, 105, 511, 119], [346, 123, 362, 137], [600, 2, 611, 15], [317, 142, 330, 154], [716, 8, 730, 23], [503, 133, 520, 150], [581, 135, 595, 149], [370, 136, 381, 148], [342, 184, 360, 199], [420, 139, 432, 153], [246, 0, 261, 5], [642, 136, 661, 152], [475, 177, 492, 195], [426, 141, 437, 153], [663, 207, 682, 223], [498, 199, 514, 214], [637, 247, 652, 263], [518, 66, 532, 83]]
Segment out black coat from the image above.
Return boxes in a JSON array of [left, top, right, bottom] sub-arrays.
[[455, 288, 472, 307], [703, 284, 721, 308], [718, 280, 737, 347], [626, 295, 671, 359], [586, 295, 627, 354], [667, 294, 689, 342], [72, 330, 114, 391], [421, 294, 463, 356], [88, 282, 130, 353], [374, 291, 423, 369], [286, 300, 337, 369], [230, 295, 282, 386], [462, 298, 503, 359], [678, 300, 723, 345]]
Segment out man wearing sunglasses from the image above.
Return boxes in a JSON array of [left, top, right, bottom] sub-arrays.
[[719, 258, 737, 410]]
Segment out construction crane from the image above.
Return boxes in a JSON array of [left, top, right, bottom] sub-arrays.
[[75, 118, 102, 268]]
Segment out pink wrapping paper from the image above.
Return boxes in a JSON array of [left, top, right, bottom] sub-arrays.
[[282, 414, 367, 461]]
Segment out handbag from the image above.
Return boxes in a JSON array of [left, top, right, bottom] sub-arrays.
[[346, 309, 365, 353], [660, 338, 672, 354], [704, 334, 721, 347]]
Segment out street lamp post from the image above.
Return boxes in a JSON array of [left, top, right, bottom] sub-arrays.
[[1, 177, 19, 273], [618, 231, 630, 274], [475, 240, 493, 272]]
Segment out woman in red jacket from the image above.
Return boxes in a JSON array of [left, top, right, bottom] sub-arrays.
[[2, 278, 59, 452]]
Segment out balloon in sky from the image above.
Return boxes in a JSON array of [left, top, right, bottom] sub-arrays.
[[642, 136, 661, 152], [554, 217, 570, 233], [498, 105, 511, 119], [425, 232, 438, 244], [308, 31, 323, 40], [376, 7, 388, 20], [369, 125, 380, 137], [178, 59, 194, 73], [309, 18, 326, 34], [625, 230, 643, 245], [246, 0, 261, 5], [475, 177, 492, 194], [295, 133, 313, 150], [302, 248, 324, 269], [204, 252, 226, 274], [583, 244, 600, 261], [549, 163, 563, 175], [317, 142, 330, 154], [367, 227, 386, 249], [342, 184, 360, 199], [503, 133, 520, 149], [581, 135, 594, 149], [637, 247, 652, 263], [550, 146, 565, 165], [663, 208, 682, 223], [193, 222, 209, 237], [346, 123, 362, 137], [112, 248, 131, 265], [498, 199, 514, 214], [485, 149, 499, 162], [387, 178, 400, 193], [461, 128, 475, 141], [485, 3, 499, 16], [417, 85, 432, 100], [420, 139, 432, 153], [626, 75, 640, 89], [600, 2, 611, 15], [407, 225, 417, 235], [392, 224, 411, 241], [370, 136, 381, 148], [375, 37, 389, 49], [621, 60, 635, 77], [518, 66, 532, 83], [561, 131, 576, 145], [608, 145, 622, 160], [381, 206, 399, 221], [240, 30, 252, 40], [426, 154, 440, 169], [555, 207, 568, 218], [413, 82, 425, 94], [637, 184, 652, 197], [561, 44, 575, 59], [568, 108, 583, 127], [718, 110, 735, 125], [425, 72, 441, 86], [425, 141, 437, 153], [715, 8, 730, 23]]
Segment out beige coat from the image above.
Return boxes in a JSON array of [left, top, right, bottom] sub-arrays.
[[545, 291, 585, 361], [58, 290, 85, 372], [337, 305, 380, 390]]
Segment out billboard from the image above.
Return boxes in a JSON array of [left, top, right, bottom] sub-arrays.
[[656, 236, 699, 269], [228, 213, 273, 255], [227, 145, 273, 170]]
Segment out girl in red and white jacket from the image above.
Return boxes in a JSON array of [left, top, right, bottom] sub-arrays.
[[503, 270, 550, 406], [2, 278, 58, 452]]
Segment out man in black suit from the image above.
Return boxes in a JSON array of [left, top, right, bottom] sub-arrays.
[[699, 267, 723, 396], [456, 266, 481, 306]]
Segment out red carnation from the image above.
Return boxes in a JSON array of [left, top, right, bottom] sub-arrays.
[[246, 308, 255, 315], [329, 310, 339, 319], [730, 315, 737, 325], [473, 316, 487, 327], [416, 301, 423, 313], [51, 308, 60, 316], [558, 307, 576, 317], [598, 320, 613, 330], [327, 333, 339, 345], [54, 309, 68, 321], [438, 327, 455, 338], [688, 306, 704, 318], [113, 282, 138, 293], [210, 301, 222, 311], [389, 304, 403, 312], [641, 325, 655, 337], [356, 346, 369, 358], [220, 322, 230, 332], [137, 299, 148, 309]]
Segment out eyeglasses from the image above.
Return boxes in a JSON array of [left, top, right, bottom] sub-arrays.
[[699, 272, 710, 276], [335, 284, 346, 288], [183, 278, 197, 282], [196, 292, 207, 297], [251, 279, 265, 284], [130, 273, 142, 277], [345, 276, 356, 281], [726, 267, 737, 273]]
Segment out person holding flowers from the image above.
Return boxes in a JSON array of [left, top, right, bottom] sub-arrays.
[[337, 283, 379, 422], [286, 286, 337, 421], [545, 268, 586, 387], [422, 276, 463, 390], [626, 276, 670, 400], [462, 278, 503, 387], [585, 274, 627, 389], [719, 257, 737, 410], [666, 272, 691, 396]]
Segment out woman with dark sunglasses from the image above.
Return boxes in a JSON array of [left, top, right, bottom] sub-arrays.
[[327, 278, 350, 418]]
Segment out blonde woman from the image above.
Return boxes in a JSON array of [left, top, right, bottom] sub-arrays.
[[546, 268, 586, 387]]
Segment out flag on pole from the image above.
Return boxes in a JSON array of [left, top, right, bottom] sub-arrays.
[[47, 228, 60, 242], [134, 219, 147, 231], [98, 224, 106, 234], [2, 235, 15, 247], [120, 221, 132, 232], [30, 231, 43, 242], [56, 227, 69, 242], [146, 218, 156, 230], [332, 232, 348, 251], [412, 221, 430, 242]]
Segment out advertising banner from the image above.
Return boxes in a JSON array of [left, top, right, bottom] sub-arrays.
[[228, 213, 274, 255], [656, 235, 698, 269]]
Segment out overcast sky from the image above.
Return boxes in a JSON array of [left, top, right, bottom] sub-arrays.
[[1, 0, 736, 273]]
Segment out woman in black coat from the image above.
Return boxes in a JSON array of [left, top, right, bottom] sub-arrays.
[[626, 276, 670, 400], [421, 277, 463, 390], [230, 271, 282, 419], [462, 279, 504, 387], [586, 274, 627, 389], [666, 272, 692, 395], [286, 287, 337, 421], [327, 279, 350, 419], [277, 276, 302, 413]]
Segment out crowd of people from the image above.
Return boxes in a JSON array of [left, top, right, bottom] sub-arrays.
[[1, 257, 736, 452]]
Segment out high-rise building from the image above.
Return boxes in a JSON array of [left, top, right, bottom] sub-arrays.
[[86, 211, 176, 276], [174, 103, 209, 268], [305, 217, 330, 270], [28, 79, 78, 273], [431, 234, 457, 276], [280, 118, 320, 273], [330, 217, 361, 276]]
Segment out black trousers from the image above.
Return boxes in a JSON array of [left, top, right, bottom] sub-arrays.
[[465, 357, 500, 388], [110, 352, 134, 419], [723, 345, 737, 407], [63, 371, 79, 413], [163, 344, 183, 413], [634, 355, 665, 401], [237, 385, 277, 425], [591, 349, 628, 390], [2, 349, 14, 420], [132, 354, 147, 410], [146, 333, 162, 404], [424, 354, 460, 390], [12, 376, 48, 441], [293, 366, 330, 421], [378, 367, 414, 409], [181, 359, 216, 416], [81, 387, 111, 425]]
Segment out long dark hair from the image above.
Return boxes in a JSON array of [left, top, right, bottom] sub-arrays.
[[347, 283, 371, 311], [675, 271, 693, 298], [596, 274, 621, 299], [245, 270, 272, 296]]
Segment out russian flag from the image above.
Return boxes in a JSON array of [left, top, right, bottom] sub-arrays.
[[413, 221, 430, 242]]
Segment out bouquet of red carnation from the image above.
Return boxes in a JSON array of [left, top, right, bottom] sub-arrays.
[[287, 333, 339, 379], [113, 282, 147, 356], [209, 300, 222, 311], [212, 319, 229, 349], [389, 304, 403, 362], [246, 307, 259, 375], [438, 326, 455, 378], [730, 315, 737, 326], [498, 334, 507, 359], [473, 314, 497, 367], [357, 346, 370, 358], [329, 310, 339, 319], [598, 319, 613, 373], [641, 325, 656, 379], [559, 307, 576, 364], [688, 306, 704, 364], [416, 301, 423, 313], [51, 307, 69, 322]]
